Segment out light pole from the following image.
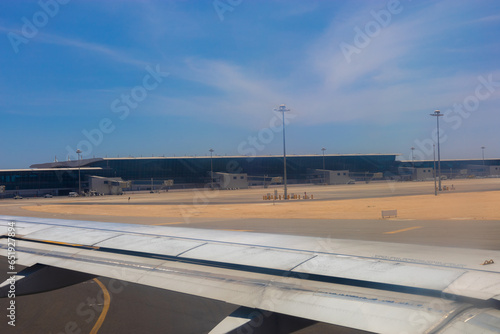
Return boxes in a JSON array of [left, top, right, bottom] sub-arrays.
[[321, 147, 326, 170], [410, 147, 415, 180], [209, 148, 214, 189], [410, 147, 415, 168], [430, 110, 443, 191], [76, 149, 82, 195], [274, 104, 290, 199], [481, 146, 486, 166], [433, 144, 437, 196], [321, 147, 326, 184]]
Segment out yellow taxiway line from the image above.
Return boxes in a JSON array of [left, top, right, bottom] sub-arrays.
[[90, 278, 111, 334]]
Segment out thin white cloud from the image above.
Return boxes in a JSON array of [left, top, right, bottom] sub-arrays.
[[107, 0, 499, 132], [38, 32, 150, 68], [470, 14, 500, 24], [0, 23, 148, 68], [182, 58, 277, 97]]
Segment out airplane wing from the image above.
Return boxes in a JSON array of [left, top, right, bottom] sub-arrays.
[[1, 215, 499, 333]]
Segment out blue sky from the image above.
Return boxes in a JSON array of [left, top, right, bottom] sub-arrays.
[[1, 0, 499, 168]]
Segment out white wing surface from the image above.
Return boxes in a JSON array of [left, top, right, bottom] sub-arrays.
[[1, 215, 499, 333]]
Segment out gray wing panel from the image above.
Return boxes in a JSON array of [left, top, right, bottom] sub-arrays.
[[1, 217, 500, 298], [179, 243, 315, 271], [437, 308, 500, 334], [95, 234, 205, 257], [293, 254, 466, 290], [20, 226, 118, 245], [2, 214, 500, 334], [0, 239, 462, 334], [443, 271, 500, 300]]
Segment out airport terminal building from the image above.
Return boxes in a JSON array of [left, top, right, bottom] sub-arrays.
[[1, 154, 396, 196], [1, 154, 499, 197]]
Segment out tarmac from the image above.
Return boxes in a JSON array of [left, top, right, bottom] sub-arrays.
[[1, 178, 499, 333]]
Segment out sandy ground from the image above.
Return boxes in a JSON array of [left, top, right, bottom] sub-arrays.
[[23, 190, 500, 220]]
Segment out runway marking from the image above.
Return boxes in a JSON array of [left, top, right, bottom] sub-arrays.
[[384, 226, 423, 234], [152, 222, 184, 225], [90, 278, 111, 334]]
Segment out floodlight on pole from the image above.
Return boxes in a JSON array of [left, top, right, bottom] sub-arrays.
[[430, 110, 443, 191], [481, 146, 486, 166], [274, 104, 290, 200], [76, 149, 82, 195]]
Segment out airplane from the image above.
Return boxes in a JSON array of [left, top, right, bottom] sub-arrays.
[[1, 215, 499, 333]]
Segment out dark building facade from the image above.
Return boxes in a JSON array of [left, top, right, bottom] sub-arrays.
[[398, 159, 500, 178], [5, 154, 395, 193], [0, 167, 111, 196], [1, 154, 499, 197], [83, 154, 398, 185]]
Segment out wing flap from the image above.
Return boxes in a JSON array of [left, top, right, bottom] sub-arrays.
[[444, 271, 500, 300]]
